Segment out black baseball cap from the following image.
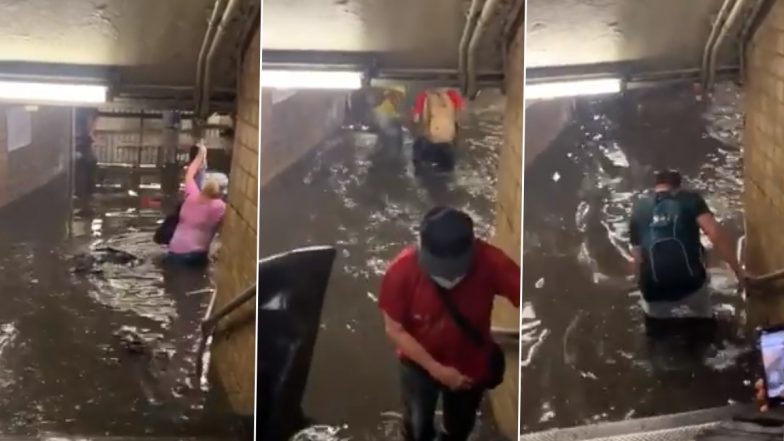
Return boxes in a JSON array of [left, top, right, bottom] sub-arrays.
[[654, 169, 682, 188], [418, 207, 475, 281]]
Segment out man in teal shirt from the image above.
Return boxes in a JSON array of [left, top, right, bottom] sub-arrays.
[[628, 170, 745, 324]]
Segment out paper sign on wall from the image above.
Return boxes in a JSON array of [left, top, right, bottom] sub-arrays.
[[6, 107, 32, 152]]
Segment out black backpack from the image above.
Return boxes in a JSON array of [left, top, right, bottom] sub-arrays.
[[640, 193, 705, 300]]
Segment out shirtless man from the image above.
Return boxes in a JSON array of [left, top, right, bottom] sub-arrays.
[[411, 88, 464, 174]]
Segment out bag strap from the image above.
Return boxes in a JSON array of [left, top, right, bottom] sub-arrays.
[[431, 282, 486, 348]]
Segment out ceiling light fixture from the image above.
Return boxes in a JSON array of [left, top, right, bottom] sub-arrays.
[[0, 80, 107, 104], [526, 78, 621, 100], [261, 70, 363, 90]]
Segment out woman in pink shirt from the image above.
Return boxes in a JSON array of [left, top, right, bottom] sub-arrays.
[[167, 144, 226, 266]]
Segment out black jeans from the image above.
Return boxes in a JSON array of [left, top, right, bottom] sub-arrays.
[[412, 138, 455, 174], [400, 360, 483, 441]]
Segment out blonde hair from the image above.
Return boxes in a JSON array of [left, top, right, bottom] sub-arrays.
[[201, 178, 222, 199]]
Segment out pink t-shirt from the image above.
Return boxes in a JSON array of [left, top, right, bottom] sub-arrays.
[[168, 180, 226, 254]]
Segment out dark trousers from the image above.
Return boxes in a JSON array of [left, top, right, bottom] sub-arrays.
[[74, 156, 97, 198], [378, 121, 404, 151], [412, 138, 455, 174], [643, 315, 717, 340], [400, 360, 483, 441], [165, 251, 209, 267]]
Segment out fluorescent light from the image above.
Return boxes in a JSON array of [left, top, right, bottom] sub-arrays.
[[526, 78, 621, 100], [0, 81, 107, 104], [261, 70, 362, 90]]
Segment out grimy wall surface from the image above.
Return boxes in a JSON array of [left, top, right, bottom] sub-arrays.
[[524, 99, 573, 166], [260, 90, 346, 188], [212, 25, 259, 415], [744, 0, 784, 324], [489, 19, 524, 440], [0, 105, 71, 208]]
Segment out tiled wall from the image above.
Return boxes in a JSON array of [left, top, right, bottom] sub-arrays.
[[489, 20, 524, 440], [211, 26, 260, 415], [743, 0, 784, 324]]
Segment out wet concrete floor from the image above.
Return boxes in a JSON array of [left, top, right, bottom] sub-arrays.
[[258, 93, 506, 440], [0, 174, 241, 437], [521, 82, 752, 432]]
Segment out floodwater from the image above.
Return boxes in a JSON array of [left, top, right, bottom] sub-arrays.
[[0, 174, 242, 438], [258, 90, 506, 440], [521, 82, 753, 432]]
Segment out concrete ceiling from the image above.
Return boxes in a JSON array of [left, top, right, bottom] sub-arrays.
[[526, 0, 743, 76], [0, 0, 257, 102], [261, 0, 516, 72]]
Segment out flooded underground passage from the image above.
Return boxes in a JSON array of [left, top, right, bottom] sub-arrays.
[[0, 106, 251, 438], [520, 82, 754, 434], [256, 75, 523, 440], [518, 0, 784, 437], [0, 1, 261, 438]]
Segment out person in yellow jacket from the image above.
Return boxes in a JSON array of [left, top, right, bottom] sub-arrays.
[[370, 85, 406, 152], [411, 88, 465, 174]]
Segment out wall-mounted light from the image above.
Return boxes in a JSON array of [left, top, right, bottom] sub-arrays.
[[0, 81, 107, 104], [261, 70, 363, 90], [526, 78, 621, 100]]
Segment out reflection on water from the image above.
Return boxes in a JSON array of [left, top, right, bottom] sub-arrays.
[[521, 83, 753, 432], [289, 411, 492, 441], [0, 175, 240, 437], [259, 91, 506, 440]]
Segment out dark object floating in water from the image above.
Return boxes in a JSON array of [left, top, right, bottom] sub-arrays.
[[114, 326, 148, 355], [72, 246, 140, 274], [113, 326, 166, 357], [256, 246, 337, 441]]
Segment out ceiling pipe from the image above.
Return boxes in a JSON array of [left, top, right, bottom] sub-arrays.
[[501, 0, 526, 86], [739, 0, 769, 85], [706, 0, 749, 90], [466, 0, 503, 99], [458, 0, 486, 94], [195, 0, 228, 121], [701, 0, 736, 86], [199, 0, 243, 122]]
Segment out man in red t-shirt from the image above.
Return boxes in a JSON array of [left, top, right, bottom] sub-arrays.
[[379, 207, 520, 441]]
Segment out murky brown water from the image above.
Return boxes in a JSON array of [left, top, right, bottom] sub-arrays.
[[521, 82, 753, 433], [259, 90, 505, 440], [0, 174, 241, 437]]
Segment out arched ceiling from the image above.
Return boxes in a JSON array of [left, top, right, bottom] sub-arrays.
[[526, 0, 745, 78], [0, 0, 258, 105], [261, 0, 517, 73]]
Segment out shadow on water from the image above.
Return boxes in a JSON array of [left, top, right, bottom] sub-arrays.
[[521, 82, 754, 433], [0, 173, 241, 437], [259, 93, 505, 440]]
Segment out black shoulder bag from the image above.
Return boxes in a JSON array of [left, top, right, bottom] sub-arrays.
[[432, 283, 506, 390], [153, 201, 183, 245]]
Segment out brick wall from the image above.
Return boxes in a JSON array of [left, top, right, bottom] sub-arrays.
[[0, 105, 71, 208], [744, 0, 784, 323], [488, 20, 524, 440], [743, 0, 784, 324], [211, 25, 259, 416]]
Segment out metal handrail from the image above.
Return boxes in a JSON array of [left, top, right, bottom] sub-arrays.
[[195, 283, 256, 380], [201, 284, 256, 331]]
